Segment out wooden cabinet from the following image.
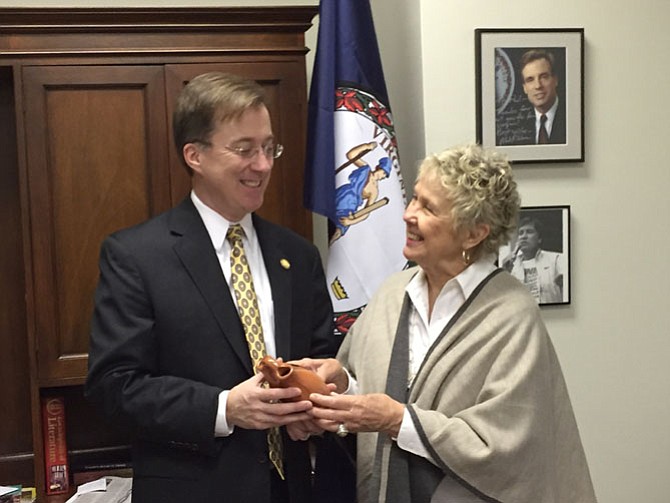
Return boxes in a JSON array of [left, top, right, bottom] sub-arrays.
[[0, 8, 317, 500], [23, 64, 172, 386]]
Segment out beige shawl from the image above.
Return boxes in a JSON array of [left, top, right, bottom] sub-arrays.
[[338, 267, 596, 503]]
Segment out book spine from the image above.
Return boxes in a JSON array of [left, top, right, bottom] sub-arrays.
[[41, 397, 69, 495]]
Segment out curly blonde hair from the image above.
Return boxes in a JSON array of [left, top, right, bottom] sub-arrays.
[[418, 144, 520, 258]]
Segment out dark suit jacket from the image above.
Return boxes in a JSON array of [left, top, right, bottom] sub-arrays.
[[500, 98, 566, 146], [86, 197, 335, 502], [545, 99, 566, 144]]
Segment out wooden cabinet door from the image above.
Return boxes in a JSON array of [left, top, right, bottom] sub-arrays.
[[165, 62, 312, 239], [22, 65, 171, 385]]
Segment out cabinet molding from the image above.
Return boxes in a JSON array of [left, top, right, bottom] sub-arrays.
[[0, 7, 316, 59], [0, 7, 317, 499]]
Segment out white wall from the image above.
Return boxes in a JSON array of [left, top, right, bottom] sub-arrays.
[[369, 0, 426, 179], [5, 0, 669, 501], [418, 1, 670, 502]]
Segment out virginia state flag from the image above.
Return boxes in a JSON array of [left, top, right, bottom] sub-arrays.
[[304, 0, 407, 336]]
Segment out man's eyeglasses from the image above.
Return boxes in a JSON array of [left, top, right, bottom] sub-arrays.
[[195, 140, 284, 160], [224, 143, 284, 160]]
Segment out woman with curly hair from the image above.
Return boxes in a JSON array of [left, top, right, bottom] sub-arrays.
[[297, 144, 596, 502]]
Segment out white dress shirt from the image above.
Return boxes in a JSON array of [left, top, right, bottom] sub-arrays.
[[398, 257, 496, 459], [191, 191, 276, 436]]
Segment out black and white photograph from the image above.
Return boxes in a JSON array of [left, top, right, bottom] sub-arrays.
[[499, 206, 570, 305], [476, 28, 584, 163]]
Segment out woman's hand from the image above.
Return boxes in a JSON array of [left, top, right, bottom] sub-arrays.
[[288, 358, 349, 394], [308, 392, 404, 438]]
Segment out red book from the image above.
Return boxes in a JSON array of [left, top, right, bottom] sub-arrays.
[[41, 396, 69, 495]]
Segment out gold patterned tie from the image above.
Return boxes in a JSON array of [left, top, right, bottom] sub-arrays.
[[226, 224, 284, 480]]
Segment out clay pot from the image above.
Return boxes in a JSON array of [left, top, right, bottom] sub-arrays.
[[256, 356, 330, 402]]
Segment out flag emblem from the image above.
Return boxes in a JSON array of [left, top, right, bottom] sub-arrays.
[[304, 0, 407, 337], [326, 85, 406, 327]]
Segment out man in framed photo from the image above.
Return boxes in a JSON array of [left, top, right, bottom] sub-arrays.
[[519, 49, 566, 144], [501, 216, 566, 304]]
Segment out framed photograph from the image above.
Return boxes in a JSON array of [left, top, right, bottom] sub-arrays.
[[499, 205, 570, 306], [475, 28, 584, 163]]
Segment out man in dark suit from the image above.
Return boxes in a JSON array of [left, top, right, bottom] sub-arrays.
[[519, 49, 566, 144], [86, 72, 337, 502]]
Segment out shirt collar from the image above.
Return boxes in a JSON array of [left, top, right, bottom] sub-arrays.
[[458, 254, 498, 298], [190, 190, 254, 251], [407, 254, 497, 301], [535, 96, 559, 122]]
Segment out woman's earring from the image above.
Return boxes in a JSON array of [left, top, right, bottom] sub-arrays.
[[462, 248, 471, 265]]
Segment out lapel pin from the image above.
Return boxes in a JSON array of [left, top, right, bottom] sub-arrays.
[[280, 258, 291, 270]]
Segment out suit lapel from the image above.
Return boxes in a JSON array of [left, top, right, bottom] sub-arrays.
[[254, 215, 293, 359], [169, 198, 253, 374]]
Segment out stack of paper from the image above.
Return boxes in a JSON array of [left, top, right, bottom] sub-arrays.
[[64, 477, 131, 503]]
